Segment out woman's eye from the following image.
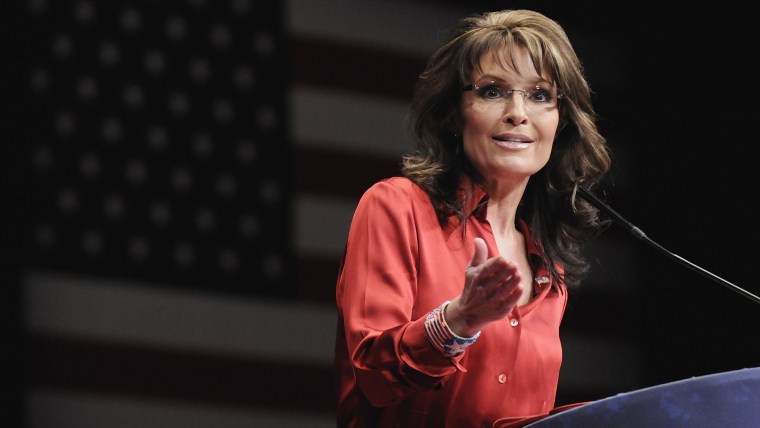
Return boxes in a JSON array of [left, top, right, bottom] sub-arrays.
[[479, 86, 504, 99], [530, 88, 552, 103]]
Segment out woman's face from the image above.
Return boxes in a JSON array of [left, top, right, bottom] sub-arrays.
[[460, 46, 560, 187]]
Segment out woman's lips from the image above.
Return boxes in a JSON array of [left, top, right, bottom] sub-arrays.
[[492, 136, 532, 149]]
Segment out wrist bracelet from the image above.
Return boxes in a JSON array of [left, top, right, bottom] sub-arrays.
[[424, 300, 481, 357]]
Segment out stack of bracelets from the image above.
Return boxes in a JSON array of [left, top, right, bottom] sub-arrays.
[[424, 300, 481, 357]]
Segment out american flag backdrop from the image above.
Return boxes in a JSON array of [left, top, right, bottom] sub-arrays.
[[15, 1, 645, 427], [11, 0, 760, 427]]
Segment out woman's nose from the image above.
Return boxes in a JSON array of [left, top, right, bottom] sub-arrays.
[[502, 94, 529, 124]]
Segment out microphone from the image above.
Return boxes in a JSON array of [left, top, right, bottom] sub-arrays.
[[578, 186, 760, 306]]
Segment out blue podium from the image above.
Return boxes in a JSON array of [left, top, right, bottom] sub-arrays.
[[523, 367, 760, 427]]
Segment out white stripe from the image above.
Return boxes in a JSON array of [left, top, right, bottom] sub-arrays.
[[291, 85, 413, 157], [23, 270, 337, 365], [287, 0, 469, 56]]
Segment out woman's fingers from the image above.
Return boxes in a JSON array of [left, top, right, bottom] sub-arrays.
[[475, 257, 518, 289], [462, 238, 523, 316]]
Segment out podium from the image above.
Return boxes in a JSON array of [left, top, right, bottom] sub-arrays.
[[524, 367, 760, 427]]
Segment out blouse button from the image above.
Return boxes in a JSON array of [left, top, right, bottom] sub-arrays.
[[509, 318, 519, 327], [498, 373, 507, 383]]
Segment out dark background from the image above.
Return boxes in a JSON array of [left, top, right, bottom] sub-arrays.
[[459, 0, 760, 401], [542, 1, 760, 393]]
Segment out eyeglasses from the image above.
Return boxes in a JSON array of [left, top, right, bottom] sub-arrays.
[[462, 81, 562, 114]]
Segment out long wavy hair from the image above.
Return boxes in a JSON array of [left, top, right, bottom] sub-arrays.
[[402, 9, 612, 288]]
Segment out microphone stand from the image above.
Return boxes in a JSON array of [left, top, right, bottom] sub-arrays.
[[578, 187, 760, 306]]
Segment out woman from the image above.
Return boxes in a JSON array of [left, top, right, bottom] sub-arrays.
[[334, 9, 611, 427]]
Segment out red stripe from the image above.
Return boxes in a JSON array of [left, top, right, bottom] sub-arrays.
[[23, 332, 620, 412], [25, 334, 337, 414], [298, 254, 342, 304], [295, 144, 401, 199], [290, 34, 427, 101]]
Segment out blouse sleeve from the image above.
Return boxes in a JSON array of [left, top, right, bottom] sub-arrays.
[[336, 179, 462, 408]]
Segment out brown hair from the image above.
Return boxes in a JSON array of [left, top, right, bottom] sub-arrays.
[[402, 9, 611, 288]]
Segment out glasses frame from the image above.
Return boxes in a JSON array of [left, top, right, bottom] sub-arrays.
[[462, 82, 563, 112]]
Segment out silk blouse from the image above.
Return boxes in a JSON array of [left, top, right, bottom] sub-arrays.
[[335, 177, 568, 428]]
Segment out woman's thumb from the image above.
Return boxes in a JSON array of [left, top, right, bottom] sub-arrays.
[[469, 237, 488, 267]]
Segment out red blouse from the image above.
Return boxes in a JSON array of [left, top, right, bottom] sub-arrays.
[[335, 177, 568, 428]]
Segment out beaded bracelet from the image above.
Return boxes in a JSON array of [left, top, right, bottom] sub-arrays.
[[424, 300, 481, 357]]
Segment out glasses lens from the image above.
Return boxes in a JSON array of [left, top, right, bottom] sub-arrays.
[[466, 82, 559, 113]]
